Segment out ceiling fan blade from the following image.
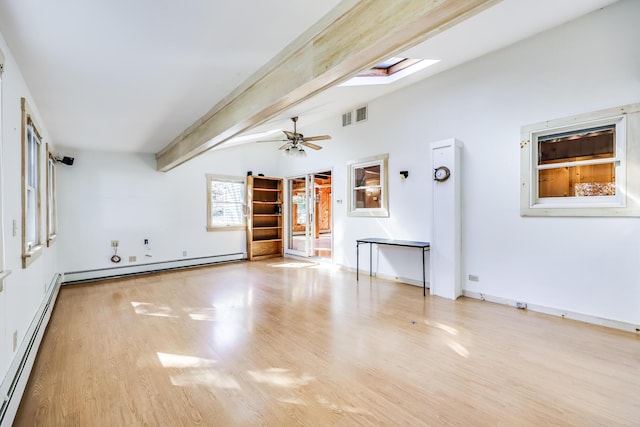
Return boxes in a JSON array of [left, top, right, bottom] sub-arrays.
[[256, 139, 287, 143], [302, 135, 331, 142], [301, 141, 322, 150], [278, 142, 294, 150]]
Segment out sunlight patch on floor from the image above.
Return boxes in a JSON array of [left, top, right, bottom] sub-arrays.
[[248, 368, 315, 388], [131, 301, 179, 318], [424, 320, 459, 336], [184, 307, 217, 321], [316, 394, 371, 416], [309, 263, 340, 271], [278, 396, 307, 406], [170, 369, 241, 389], [157, 352, 217, 368], [447, 340, 470, 358], [268, 261, 317, 269]]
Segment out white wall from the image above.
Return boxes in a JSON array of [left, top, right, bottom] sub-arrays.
[[0, 34, 59, 383], [46, 0, 640, 334], [56, 144, 279, 274], [274, 0, 640, 325]]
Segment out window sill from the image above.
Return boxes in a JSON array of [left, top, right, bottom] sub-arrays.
[[22, 244, 44, 268], [348, 208, 389, 218], [47, 234, 57, 247], [207, 226, 247, 232]]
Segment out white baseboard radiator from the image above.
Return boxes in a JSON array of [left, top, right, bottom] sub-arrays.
[[62, 253, 245, 284], [0, 273, 62, 427]]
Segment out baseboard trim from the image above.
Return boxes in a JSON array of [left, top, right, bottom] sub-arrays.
[[462, 290, 640, 334], [0, 273, 62, 426], [62, 253, 246, 284]]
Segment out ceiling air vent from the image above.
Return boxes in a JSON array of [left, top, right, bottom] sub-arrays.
[[356, 105, 368, 123], [342, 111, 352, 127]]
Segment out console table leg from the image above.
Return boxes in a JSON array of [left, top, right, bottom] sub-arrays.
[[422, 248, 426, 297], [369, 243, 373, 278]]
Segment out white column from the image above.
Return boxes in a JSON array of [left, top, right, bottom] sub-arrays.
[[430, 139, 462, 300]]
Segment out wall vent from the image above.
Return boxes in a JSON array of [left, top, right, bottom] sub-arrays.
[[342, 111, 352, 127], [356, 106, 368, 123]]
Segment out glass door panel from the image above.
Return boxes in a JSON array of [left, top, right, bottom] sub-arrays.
[[286, 171, 332, 260], [287, 176, 311, 256], [312, 172, 332, 260]]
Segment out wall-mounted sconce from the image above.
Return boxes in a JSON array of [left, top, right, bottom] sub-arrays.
[[400, 170, 409, 180], [55, 155, 75, 165]]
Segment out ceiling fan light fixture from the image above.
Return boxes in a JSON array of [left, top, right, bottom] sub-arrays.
[[263, 116, 331, 156]]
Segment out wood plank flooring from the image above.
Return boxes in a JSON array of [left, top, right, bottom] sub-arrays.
[[14, 259, 640, 426]]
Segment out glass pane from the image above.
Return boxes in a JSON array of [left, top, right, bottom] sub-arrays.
[[538, 125, 614, 165], [211, 181, 242, 203], [354, 187, 381, 208], [354, 164, 381, 188], [210, 202, 243, 226], [539, 163, 615, 197], [26, 188, 36, 245], [28, 131, 37, 187], [289, 193, 305, 225]]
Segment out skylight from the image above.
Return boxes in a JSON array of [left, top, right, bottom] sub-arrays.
[[340, 57, 440, 87]]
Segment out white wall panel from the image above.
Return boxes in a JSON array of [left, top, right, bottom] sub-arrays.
[[277, 0, 640, 325]]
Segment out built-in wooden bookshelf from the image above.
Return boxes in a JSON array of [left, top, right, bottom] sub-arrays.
[[246, 176, 283, 260]]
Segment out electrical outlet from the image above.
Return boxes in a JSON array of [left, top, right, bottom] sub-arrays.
[[12, 219, 17, 237], [516, 302, 527, 309], [479, 293, 485, 301], [129, 256, 136, 262], [144, 239, 149, 245], [182, 251, 188, 257], [13, 331, 17, 352], [111, 240, 119, 247], [468, 274, 479, 282]]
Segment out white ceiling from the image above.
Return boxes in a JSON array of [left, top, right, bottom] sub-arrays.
[[0, 0, 618, 155]]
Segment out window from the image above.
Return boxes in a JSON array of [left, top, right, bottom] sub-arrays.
[[21, 98, 44, 267], [347, 153, 389, 217], [520, 103, 640, 216], [46, 146, 57, 246], [206, 174, 246, 231]]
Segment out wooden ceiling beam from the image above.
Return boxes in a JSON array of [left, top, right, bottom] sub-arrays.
[[155, 0, 499, 171]]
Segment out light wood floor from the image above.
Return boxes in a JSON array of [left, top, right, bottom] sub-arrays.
[[14, 259, 640, 426]]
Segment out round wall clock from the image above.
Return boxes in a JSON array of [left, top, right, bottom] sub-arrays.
[[434, 166, 451, 182]]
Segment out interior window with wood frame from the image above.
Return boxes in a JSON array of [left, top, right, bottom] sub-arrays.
[[347, 153, 389, 217], [46, 145, 58, 246], [206, 174, 246, 231], [520, 103, 640, 217], [21, 98, 44, 267]]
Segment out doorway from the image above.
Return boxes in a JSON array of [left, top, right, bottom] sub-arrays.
[[286, 171, 332, 260]]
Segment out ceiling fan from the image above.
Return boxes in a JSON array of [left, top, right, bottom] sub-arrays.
[[258, 116, 331, 156]]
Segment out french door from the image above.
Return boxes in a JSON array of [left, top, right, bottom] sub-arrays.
[[286, 171, 332, 260]]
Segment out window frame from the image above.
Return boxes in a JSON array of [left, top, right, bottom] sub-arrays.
[[520, 103, 640, 217], [347, 153, 389, 217], [46, 145, 58, 246], [206, 174, 246, 231], [21, 98, 44, 267], [0, 52, 7, 281]]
